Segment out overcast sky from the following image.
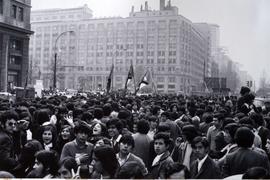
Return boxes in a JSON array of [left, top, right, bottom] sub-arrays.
[[31, 0, 270, 85]]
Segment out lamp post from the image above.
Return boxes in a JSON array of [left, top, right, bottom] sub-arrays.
[[53, 30, 74, 90]]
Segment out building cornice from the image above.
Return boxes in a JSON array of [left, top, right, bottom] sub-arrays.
[[0, 22, 34, 35]]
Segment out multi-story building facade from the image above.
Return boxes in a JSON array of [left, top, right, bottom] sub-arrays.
[[30, 1, 210, 94], [0, 0, 32, 91]]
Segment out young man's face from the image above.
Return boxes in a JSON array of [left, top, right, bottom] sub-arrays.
[[76, 131, 88, 144], [4, 119, 17, 134], [108, 125, 119, 138], [119, 142, 133, 155], [193, 142, 208, 160], [154, 138, 167, 155]]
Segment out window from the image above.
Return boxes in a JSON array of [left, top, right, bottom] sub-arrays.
[[18, 7, 23, 21], [11, 5, 16, 18], [0, 0, 3, 14]]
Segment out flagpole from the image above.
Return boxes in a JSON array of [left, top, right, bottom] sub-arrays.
[[132, 60, 136, 95]]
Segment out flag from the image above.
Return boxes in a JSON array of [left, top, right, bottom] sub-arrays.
[[136, 71, 149, 93], [106, 64, 114, 93], [125, 64, 135, 90]]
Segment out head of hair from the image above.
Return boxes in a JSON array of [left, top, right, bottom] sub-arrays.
[[165, 163, 190, 179], [119, 134, 135, 148], [154, 132, 171, 146], [191, 136, 209, 149], [0, 110, 19, 126], [35, 150, 58, 176], [234, 127, 254, 148], [59, 157, 78, 173], [224, 123, 240, 142], [242, 167, 269, 179], [116, 161, 144, 179], [182, 124, 198, 142], [202, 113, 213, 123], [35, 109, 50, 125], [73, 121, 91, 135], [103, 103, 112, 116], [94, 108, 104, 119], [106, 118, 123, 133], [18, 139, 43, 167], [94, 146, 119, 178], [240, 86, 250, 96], [136, 119, 150, 134]]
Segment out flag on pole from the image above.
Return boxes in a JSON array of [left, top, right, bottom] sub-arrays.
[[136, 71, 150, 93], [106, 64, 114, 93], [125, 64, 135, 90]]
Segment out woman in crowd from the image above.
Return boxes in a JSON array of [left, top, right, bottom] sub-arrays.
[[56, 125, 74, 154], [89, 122, 108, 144], [27, 150, 58, 178], [40, 125, 57, 151], [13, 140, 43, 178], [91, 145, 119, 179], [58, 157, 78, 179]]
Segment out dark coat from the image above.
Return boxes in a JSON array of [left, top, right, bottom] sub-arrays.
[[190, 156, 221, 179], [222, 147, 270, 177], [149, 151, 174, 179]]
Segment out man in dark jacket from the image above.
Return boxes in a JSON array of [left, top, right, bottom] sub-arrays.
[[190, 136, 221, 179], [222, 127, 270, 177], [149, 132, 174, 179]]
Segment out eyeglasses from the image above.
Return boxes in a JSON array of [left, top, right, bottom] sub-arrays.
[[8, 122, 17, 126]]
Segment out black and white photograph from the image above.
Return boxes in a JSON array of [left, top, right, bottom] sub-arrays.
[[0, 0, 270, 179]]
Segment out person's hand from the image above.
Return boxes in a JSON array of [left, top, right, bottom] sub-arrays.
[[64, 115, 74, 127], [76, 154, 89, 165], [71, 166, 80, 179], [175, 137, 183, 147]]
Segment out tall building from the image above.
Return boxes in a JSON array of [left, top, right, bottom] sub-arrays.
[[30, 1, 210, 94], [0, 0, 33, 91]]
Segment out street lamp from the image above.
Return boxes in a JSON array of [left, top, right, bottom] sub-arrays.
[[53, 30, 74, 90]]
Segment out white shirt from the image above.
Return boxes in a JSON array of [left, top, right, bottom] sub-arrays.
[[44, 143, 53, 151], [198, 154, 208, 172], [183, 143, 192, 169], [117, 153, 131, 166], [152, 152, 164, 166]]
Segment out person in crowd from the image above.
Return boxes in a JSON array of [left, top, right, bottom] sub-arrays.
[[116, 134, 148, 177], [58, 157, 78, 179], [56, 125, 74, 154], [94, 137, 112, 148], [172, 124, 198, 169], [91, 145, 119, 179], [13, 140, 43, 178], [207, 113, 224, 153], [132, 119, 152, 167], [165, 163, 190, 179], [116, 161, 144, 179], [159, 111, 181, 141], [190, 136, 221, 179], [60, 121, 94, 166], [222, 127, 270, 177], [0, 110, 20, 172], [147, 116, 158, 140], [27, 150, 58, 178], [149, 132, 174, 179], [106, 118, 123, 153], [40, 125, 57, 151], [89, 122, 108, 144]]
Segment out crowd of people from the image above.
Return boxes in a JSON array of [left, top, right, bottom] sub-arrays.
[[1, 86, 270, 179]]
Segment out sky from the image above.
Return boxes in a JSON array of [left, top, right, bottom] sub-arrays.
[[31, 0, 270, 85]]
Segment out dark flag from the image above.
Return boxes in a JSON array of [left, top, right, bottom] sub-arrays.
[[136, 71, 149, 93], [125, 64, 135, 90], [106, 64, 114, 93]]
